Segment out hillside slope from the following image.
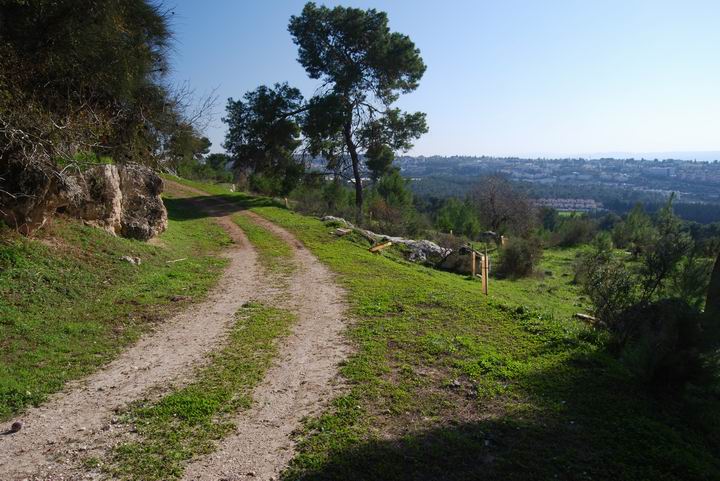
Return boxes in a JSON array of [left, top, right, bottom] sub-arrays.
[[2, 178, 718, 480], [156, 179, 718, 481], [246, 205, 720, 481]]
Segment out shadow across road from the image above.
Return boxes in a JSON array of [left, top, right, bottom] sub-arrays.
[[164, 194, 282, 222]]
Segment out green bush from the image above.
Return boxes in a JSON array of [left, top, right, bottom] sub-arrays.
[[497, 236, 542, 279], [583, 258, 638, 326], [290, 179, 354, 220], [572, 232, 614, 285], [616, 299, 710, 391], [177, 161, 233, 184], [322, 180, 354, 215], [580, 197, 719, 392], [612, 204, 656, 255], [552, 216, 596, 247], [435, 198, 480, 239], [290, 183, 325, 215], [367, 171, 419, 236]]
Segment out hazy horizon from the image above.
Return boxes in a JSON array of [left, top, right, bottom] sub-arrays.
[[403, 151, 720, 162]]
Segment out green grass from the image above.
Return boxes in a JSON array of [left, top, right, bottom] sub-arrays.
[[105, 302, 296, 480], [232, 213, 295, 274], [491, 247, 593, 319], [162, 174, 234, 197], [116, 179, 720, 480], [0, 193, 231, 420], [240, 207, 720, 481]]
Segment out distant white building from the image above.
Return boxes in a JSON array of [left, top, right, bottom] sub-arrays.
[[532, 198, 604, 212]]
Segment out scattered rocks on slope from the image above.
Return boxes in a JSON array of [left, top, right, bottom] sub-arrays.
[[321, 216, 354, 228], [321, 216, 452, 266], [438, 244, 477, 275], [120, 256, 142, 266], [384, 237, 452, 264]]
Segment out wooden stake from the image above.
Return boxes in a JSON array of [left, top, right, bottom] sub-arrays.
[[480, 255, 487, 295], [471, 251, 476, 277], [482, 254, 489, 295], [369, 241, 393, 253]]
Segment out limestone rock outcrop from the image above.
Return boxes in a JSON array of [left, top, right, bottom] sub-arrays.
[[116, 163, 167, 240], [65, 164, 123, 235], [0, 159, 81, 235], [0, 160, 167, 240], [67, 163, 167, 240]]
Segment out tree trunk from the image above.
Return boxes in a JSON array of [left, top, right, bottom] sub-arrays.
[[707, 252, 720, 318], [703, 252, 720, 350], [343, 119, 363, 223]]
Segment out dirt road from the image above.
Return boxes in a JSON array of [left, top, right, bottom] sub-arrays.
[[0, 182, 348, 481], [183, 211, 349, 481]]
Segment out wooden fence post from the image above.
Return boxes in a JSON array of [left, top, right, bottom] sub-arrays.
[[471, 251, 476, 277], [485, 254, 490, 295], [480, 254, 490, 296]]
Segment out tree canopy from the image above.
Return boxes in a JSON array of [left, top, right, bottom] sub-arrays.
[[223, 83, 305, 196], [223, 2, 428, 217], [0, 0, 209, 173], [469, 175, 536, 236], [289, 2, 428, 218]]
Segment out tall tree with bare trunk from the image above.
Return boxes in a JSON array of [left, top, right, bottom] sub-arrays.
[[288, 2, 428, 221]]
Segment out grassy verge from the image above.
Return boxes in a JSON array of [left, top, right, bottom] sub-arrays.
[[104, 302, 296, 480], [232, 213, 295, 275], [243, 206, 720, 481], [0, 193, 231, 420]]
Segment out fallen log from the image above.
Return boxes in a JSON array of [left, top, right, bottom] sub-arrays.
[[369, 241, 393, 253], [574, 313, 597, 323]]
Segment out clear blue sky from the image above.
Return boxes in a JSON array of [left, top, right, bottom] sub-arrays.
[[168, 0, 720, 158]]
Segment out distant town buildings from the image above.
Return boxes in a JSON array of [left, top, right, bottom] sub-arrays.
[[310, 155, 720, 207], [532, 198, 604, 212], [394, 156, 720, 204]]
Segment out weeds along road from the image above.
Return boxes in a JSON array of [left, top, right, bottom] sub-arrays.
[[0, 181, 349, 481]]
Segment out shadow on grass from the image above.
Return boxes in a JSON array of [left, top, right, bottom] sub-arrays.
[[164, 194, 281, 222], [288, 349, 720, 481]]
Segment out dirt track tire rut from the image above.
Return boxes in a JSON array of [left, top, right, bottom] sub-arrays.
[[183, 211, 349, 481]]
